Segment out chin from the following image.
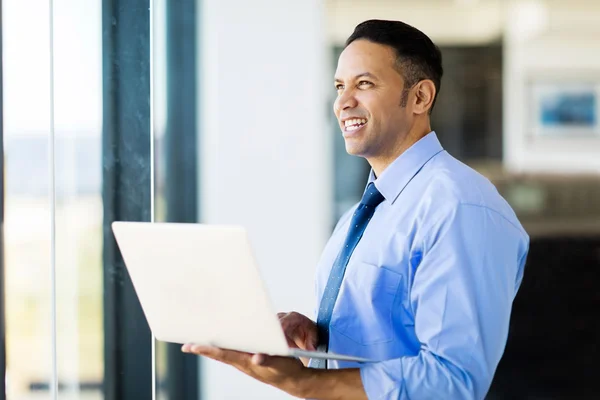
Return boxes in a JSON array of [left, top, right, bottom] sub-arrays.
[[342, 128, 371, 157], [344, 142, 367, 157]]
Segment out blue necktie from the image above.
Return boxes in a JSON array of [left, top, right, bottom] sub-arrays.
[[309, 182, 385, 369]]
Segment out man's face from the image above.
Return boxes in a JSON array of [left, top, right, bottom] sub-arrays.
[[334, 39, 412, 160]]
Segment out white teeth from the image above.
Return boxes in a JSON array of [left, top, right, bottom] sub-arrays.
[[344, 118, 367, 128]]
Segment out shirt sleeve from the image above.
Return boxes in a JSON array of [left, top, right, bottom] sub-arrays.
[[359, 203, 529, 400]]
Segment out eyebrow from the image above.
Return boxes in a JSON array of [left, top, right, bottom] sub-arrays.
[[334, 72, 378, 83]]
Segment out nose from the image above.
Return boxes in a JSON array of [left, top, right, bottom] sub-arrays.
[[334, 89, 358, 115]]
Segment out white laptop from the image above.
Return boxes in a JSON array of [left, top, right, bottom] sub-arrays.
[[111, 221, 369, 363]]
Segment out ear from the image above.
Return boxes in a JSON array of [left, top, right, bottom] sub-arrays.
[[412, 80, 436, 115]]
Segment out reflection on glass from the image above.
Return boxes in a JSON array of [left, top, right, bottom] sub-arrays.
[[3, 1, 54, 399], [53, 0, 104, 399], [153, 0, 169, 395]]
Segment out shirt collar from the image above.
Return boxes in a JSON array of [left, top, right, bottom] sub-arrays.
[[367, 131, 444, 205]]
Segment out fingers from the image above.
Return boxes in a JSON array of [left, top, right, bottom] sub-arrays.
[[289, 326, 318, 351], [250, 353, 288, 368], [182, 345, 274, 369], [277, 312, 289, 319], [278, 311, 319, 351], [289, 335, 316, 351], [294, 329, 317, 351], [279, 312, 300, 348], [182, 344, 220, 357], [181, 344, 252, 365], [285, 336, 299, 349], [305, 337, 317, 352]]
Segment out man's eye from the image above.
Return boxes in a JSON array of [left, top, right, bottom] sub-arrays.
[[358, 81, 373, 88], [335, 84, 344, 90]]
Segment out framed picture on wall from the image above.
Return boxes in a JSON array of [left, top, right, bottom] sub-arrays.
[[528, 76, 600, 138]]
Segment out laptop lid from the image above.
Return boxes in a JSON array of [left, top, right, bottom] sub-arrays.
[[111, 221, 290, 356]]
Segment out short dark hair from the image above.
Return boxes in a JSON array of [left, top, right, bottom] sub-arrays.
[[346, 19, 443, 113]]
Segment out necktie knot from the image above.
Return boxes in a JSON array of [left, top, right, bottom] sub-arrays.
[[360, 183, 385, 207]]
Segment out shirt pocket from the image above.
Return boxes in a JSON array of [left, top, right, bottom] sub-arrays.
[[330, 261, 402, 345]]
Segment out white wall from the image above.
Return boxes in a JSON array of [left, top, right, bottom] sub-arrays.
[[197, 0, 331, 399], [503, 0, 600, 173], [326, 0, 505, 46]]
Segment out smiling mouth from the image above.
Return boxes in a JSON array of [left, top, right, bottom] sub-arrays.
[[343, 118, 368, 132]]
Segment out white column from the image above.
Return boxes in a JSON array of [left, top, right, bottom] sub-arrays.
[[197, 0, 331, 398]]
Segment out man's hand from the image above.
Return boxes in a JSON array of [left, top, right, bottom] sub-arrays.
[[277, 311, 318, 366], [181, 344, 311, 398], [181, 344, 367, 400]]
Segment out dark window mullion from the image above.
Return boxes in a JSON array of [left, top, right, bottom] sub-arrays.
[[163, 0, 199, 398], [102, 1, 152, 399]]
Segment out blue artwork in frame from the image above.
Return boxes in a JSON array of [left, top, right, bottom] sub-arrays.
[[540, 92, 596, 127], [531, 81, 600, 138]]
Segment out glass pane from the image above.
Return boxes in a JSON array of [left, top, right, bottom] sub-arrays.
[[3, 1, 54, 399], [152, 0, 168, 398], [52, 0, 104, 399]]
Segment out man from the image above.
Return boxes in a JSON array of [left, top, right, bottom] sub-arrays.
[[183, 19, 529, 400]]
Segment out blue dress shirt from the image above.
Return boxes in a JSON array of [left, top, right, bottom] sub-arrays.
[[314, 132, 529, 399]]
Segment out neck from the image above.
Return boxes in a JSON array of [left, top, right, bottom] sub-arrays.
[[368, 123, 431, 177]]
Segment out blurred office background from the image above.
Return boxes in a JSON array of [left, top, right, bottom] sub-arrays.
[[1, 0, 599, 399]]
